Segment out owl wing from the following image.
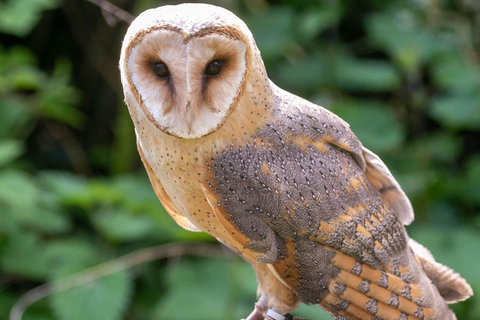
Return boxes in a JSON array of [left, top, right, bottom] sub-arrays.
[[203, 99, 446, 318], [362, 147, 414, 226], [138, 144, 202, 232]]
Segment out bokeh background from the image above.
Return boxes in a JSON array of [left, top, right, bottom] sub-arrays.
[[1, 0, 479, 319]]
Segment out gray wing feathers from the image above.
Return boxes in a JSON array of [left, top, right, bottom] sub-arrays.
[[362, 147, 415, 225]]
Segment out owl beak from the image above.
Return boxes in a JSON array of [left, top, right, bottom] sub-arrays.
[[185, 100, 195, 132]]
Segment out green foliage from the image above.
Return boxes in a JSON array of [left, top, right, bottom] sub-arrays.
[[430, 92, 480, 130], [246, 7, 296, 61], [366, 11, 445, 73], [151, 258, 257, 320], [0, 0, 58, 37], [0, 0, 479, 319], [50, 268, 132, 320], [335, 57, 401, 92], [0, 140, 23, 167], [1, 229, 53, 280], [38, 60, 83, 128], [329, 100, 405, 153]]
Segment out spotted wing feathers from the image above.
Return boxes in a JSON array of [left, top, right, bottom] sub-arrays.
[[206, 90, 466, 318]]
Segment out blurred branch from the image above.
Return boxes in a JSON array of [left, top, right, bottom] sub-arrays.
[[86, 0, 134, 25], [62, 1, 123, 94], [10, 242, 229, 320]]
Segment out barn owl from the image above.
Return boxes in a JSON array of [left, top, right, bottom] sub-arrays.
[[119, 4, 472, 319]]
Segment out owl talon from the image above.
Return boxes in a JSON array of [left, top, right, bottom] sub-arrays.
[[242, 294, 268, 320]]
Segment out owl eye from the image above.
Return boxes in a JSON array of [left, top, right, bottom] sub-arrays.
[[205, 59, 223, 76], [151, 61, 170, 78]]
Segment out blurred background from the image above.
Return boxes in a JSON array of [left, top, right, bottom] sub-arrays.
[[1, 0, 479, 319]]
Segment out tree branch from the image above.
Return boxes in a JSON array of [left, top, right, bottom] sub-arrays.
[[10, 242, 229, 320], [86, 0, 134, 25]]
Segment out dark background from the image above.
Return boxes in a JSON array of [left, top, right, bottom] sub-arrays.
[[0, 0, 479, 319]]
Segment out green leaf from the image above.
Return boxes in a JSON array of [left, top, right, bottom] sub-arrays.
[[89, 177, 213, 244], [411, 132, 461, 165], [394, 169, 432, 203], [0, 170, 70, 233], [456, 156, 480, 206], [429, 93, 480, 130], [0, 229, 51, 279], [23, 313, 55, 320], [0, 47, 44, 92], [0, 98, 34, 139], [273, 53, 327, 94], [226, 260, 266, 318], [110, 106, 137, 174], [366, 11, 445, 73], [0, 46, 37, 71], [335, 57, 400, 92], [0, 292, 16, 320], [92, 207, 166, 242], [38, 60, 83, 128], [431, 52, 479, 93], [426, 201, 460, 228], [0, 169, 38, 213], [43, 239, 99, 270], [152, 258, 255, 320], [329, 99, 405, 153], [110, 174, 162, 213], [102, 174, 214, 242], [40, 171, 91, 207], [29, 206, 71, 234], [88, 179, 125, 205], [246, 7, 295, 60], [50, 265, 132, 320], [298, 4, 343, 40], [0, 0, 59, 37], [18, 298, 54, 320], [0, 139, 23, 167]]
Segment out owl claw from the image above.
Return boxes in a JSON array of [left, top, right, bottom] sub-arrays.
[[242, 294, 299, 320], [242, 294, 268, 320]]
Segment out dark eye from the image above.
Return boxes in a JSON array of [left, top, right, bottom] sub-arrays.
[[205, 59, 223, 76], [151, 61, 170, 78]]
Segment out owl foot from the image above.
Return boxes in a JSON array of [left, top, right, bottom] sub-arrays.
[[242, 294, 268, 320]]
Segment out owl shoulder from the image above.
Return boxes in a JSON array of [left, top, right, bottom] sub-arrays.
[[268, 84, 414, 226], [268, 84, 366, 170]]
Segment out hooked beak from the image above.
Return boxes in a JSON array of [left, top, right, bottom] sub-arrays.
[[185, 100, 195, 132]]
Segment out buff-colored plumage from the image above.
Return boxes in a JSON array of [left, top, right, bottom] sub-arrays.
[[120, 4, 472, 319]]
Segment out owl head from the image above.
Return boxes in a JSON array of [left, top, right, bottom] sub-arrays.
[[120, 3, 266, 139]]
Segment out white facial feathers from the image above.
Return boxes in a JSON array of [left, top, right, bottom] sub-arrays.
[[120, 4, 254, 139], [128, 30, 185, 125]]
